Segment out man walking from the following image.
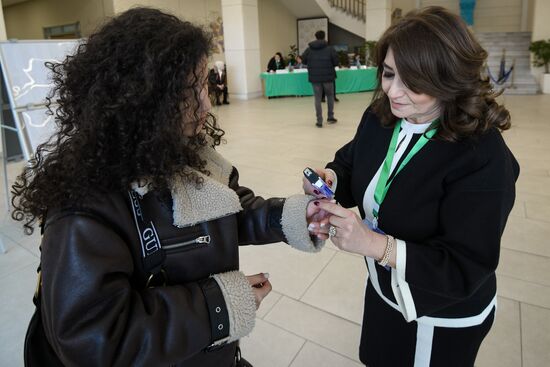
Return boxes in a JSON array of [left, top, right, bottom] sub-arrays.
[[301, 30, 338, 127]]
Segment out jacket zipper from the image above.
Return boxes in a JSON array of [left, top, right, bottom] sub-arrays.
[[162, 235, 211, 251]]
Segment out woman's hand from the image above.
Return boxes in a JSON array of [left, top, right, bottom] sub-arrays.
[[302, 168, 335, 197], [306, 199, 332, 240], [313, 201, 384, 258], [246, 273, 272, 309]]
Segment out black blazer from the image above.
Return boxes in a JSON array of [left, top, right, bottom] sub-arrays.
[[208, 68, 227, 87], [327, 108, 519, 319], [266, 57, 285, 72]]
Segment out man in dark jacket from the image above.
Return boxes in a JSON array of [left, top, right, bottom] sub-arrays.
[[301, 30, 338, 127], [208, 61, 229, 105]]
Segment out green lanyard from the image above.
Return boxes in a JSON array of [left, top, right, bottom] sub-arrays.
[[372, 119, 438, 223]]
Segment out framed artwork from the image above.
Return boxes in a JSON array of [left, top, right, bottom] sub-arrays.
[[297, 17, 328, 56]]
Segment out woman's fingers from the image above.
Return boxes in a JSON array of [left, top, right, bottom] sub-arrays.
[[323, 170, 335, 188], [316, 201, 350, 218], [246, 273, 269, 287], [248, 277, 272, 309], [303, 177, 317, 195], [319, 216, 331, 229]]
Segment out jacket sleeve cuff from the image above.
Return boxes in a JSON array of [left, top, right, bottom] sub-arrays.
[[211, 271, 256, 343], [325, 168, 338, 193], [281, 194, 325, 253], [390, 239, 418, 322]]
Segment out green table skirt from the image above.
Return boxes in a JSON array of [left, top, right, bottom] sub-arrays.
[[260, 68, 378, 97]]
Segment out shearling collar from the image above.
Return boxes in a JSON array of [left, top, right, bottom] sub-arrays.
[[132, 144, 242, 228]]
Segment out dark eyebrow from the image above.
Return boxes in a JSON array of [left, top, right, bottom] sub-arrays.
[[383, 63, 394, 71]]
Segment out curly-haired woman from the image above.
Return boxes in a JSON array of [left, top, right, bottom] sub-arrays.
[[13, 8, 324, 367], [304, 7, 519, 367]]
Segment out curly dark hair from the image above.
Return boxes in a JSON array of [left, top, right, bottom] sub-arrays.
[[11, 7, 225, 234], [371, 6, 511, 141]]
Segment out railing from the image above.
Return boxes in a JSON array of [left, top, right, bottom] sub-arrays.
[[328, 0, 366, 22]]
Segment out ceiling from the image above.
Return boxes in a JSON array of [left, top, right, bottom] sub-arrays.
[[0, 0, 324, 15], [278, 0, 324, 19], [2, 0, 31, 7]]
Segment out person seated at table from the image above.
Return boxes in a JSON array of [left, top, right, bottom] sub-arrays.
[[293, 55, 306, 69], [353, 54, 362, 67], [267, 52, 286, 72], [208, 60, 229, 105]]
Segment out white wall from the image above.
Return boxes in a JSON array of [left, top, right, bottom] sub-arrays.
[[3, 0, 113, 39], [258, 0, 297, 71], [3, 0, 224, 61], [0, 4, 7, 40], [112, 0, 225, 63], [392, 0, 418, 16], [532, 0, 550, 40], [420, 0, 523, 32], [531, 0, 550, 83], [112, 0, 221, 24], [420, 0, 459, 13], [474, 0, 522, 33]]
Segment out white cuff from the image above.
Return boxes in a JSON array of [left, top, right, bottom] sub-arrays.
[[281, 194, 325, 252], [212, 271, 256, 342], [325, 168, 337, 193], [390, 239, 417, 322]]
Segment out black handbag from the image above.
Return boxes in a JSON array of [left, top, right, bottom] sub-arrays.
[[24, 274, 254, 367], [24, 267, 64, 367], [24, 194, 253, 366], [234, 346, 253, 367]]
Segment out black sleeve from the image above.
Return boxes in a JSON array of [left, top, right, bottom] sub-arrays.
[[208, 68, 217, 86], [400, 134, 519, 318], [331, 47, 339, 66], [267, 58, 274, 72], [301, 49, 309, 65], [326, 109, 370, 208], [40, 215, 217, 366], [228, 167, 286, 245]]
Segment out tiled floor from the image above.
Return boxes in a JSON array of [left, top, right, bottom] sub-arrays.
[[1, 92, 549, 366]]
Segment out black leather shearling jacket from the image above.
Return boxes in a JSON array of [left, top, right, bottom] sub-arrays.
[[38, 167, 289, 367]]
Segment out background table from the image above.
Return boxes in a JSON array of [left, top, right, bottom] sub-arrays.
[[260, 68, 377, 97]]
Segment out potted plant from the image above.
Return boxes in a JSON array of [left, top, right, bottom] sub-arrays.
[[286, 44, 298, 69], [529, 39, 550, 94], [337, 50, 349, 67], [365, 40, 377, 67]]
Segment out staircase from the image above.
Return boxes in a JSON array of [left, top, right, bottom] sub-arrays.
[[315, 0, 365, 37], [277, 0, 366, 38], [327, 0, 366, 21], [476, 32, 539, 95]]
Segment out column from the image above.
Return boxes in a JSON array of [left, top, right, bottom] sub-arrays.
[[366, 0, 392, 41], [520, 0, 529, 32], [0, 2, 10, 222], [0, 4, 6, 41], [221, 0, 262, 100]]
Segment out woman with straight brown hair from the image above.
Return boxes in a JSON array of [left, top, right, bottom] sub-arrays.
[[304, 6, 519, 366]]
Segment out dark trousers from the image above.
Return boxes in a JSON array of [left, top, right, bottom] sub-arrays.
[[312, 82, 334, 124], [213, 85, 228, 104], [321, 81, 337, 100]]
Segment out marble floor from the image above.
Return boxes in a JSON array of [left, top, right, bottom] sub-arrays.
[[1, 92, 549, 366]]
